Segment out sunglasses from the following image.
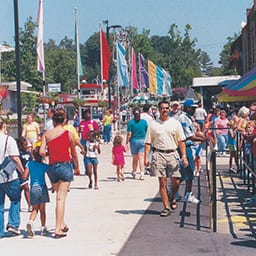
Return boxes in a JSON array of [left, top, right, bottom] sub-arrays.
[[159, 107, 169, 110]]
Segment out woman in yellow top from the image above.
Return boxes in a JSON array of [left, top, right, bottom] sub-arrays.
[[63, 119, 85, 175], [101, 110, 112, 144], [21, 114, 40, 149]]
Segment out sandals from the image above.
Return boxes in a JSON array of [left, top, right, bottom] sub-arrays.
[[160, 208, 171, 217], [54, 233, 67, 239], [170, 198, 177, 210], [61, 225, 69, 233]]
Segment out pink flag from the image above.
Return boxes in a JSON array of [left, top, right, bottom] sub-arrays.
[[37, 0, 45, 73], [100, 27, 111, 81], [131, 48, 139, 89]]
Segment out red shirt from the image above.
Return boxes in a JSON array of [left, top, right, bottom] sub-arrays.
[[47, 131, 71, 164]]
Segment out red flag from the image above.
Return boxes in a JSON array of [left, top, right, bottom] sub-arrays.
[[37, 0, 45, 73], [132, 48, 139, 89], [100, 27, 111, 81]]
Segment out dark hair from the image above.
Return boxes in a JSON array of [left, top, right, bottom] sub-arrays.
[[133, 107, 140, 115], [16, 137, 28, 151], [143, 104, 151, 112], [158, 99, 170, 108], [0, 117, 6, 129], [32, 146, 43, 162], [52, 108, 66, 124]]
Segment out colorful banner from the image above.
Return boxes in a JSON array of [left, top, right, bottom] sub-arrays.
[[139, 53, 149, 88], [75, 13, 83, 77], [37, 0, 45, 73], [131, 48, 139, 89], [148, 60, 172, 96], [117, 42, 129, 87], [100, 27, 111, 81]]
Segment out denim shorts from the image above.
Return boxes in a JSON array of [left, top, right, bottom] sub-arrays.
[[130, 139, 145, 155], [85, 157, 99, 165], [47, 162, 74, 184], [30, 184, 49, 205], [180, 146, 194, 181]]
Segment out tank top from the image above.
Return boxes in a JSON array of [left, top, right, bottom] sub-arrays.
[[47, 130, 71, 164]]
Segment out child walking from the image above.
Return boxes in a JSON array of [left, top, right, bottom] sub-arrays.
[[85, 131, 101, 189], [227, 120, 239, 173], [112, 135, 127, 182], [25, 146, 49, 237], [16, 137, 32, 211]]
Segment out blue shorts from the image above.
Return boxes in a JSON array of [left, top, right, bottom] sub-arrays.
[[180, 146, 195, 181], [85, 157, 99, 165], [47, 162, 74, 184], [30, 184, 49, 205], [130, 139, 145, 155]]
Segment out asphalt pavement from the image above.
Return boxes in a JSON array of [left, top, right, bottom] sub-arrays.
[[1, 138, 256, 256]]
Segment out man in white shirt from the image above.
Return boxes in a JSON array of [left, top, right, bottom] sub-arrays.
[[0, 117, 26, 237]]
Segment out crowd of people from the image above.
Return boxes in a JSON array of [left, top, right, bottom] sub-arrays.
[[1, 99, 256, 240]]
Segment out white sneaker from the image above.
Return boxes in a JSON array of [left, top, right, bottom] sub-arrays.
[[26, 222, 34, 237], [139, 172, 144, 180], [185, 193, 200, 204]]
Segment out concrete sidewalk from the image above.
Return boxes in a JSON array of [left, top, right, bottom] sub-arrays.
[[0, 142, 158, 256], [1, 143, 256, 255]]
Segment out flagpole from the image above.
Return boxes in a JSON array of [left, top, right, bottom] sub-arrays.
[[13, 0, 22, 137], [75, 8, 80, 99]]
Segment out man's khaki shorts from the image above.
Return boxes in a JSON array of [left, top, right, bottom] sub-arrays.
[[150, 151, 181, 178]]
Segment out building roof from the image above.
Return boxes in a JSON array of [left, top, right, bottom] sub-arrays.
[[0, 81, 32, 91], [192, 75, 240, 88]]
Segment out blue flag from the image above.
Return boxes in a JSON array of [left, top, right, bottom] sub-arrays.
[[117, 42, 129, 87]]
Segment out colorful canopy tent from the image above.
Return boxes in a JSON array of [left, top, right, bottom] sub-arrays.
[[217, 92, 256, 102], [223, 66, 256, 96]]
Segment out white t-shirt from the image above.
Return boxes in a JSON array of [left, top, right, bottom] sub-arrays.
[[86, 141, 99, 158], [194, 107, 207, 121], [0, 133, 19, 181], [145, 117, 186, 150]]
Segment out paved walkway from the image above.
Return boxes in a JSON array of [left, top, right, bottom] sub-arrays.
[[1, 142, 256, 255]]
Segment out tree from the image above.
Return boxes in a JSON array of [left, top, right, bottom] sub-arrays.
[[218, 33, 239, 75]]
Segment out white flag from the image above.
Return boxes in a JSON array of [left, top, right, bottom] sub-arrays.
[[37, 0, 45, 73]]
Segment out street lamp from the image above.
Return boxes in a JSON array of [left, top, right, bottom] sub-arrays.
[[102, 20, 122, 109]]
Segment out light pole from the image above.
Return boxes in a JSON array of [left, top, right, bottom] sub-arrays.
[[103, 20, 122, 109]]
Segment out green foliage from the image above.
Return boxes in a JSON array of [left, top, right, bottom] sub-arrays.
[[21, 92, 39, 114], [2, 17, 240, 100]]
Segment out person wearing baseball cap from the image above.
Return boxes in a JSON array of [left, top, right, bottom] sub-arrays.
[[176, 98, 208, 204]]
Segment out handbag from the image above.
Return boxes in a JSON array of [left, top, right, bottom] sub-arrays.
[[0, 136, 17, 183]]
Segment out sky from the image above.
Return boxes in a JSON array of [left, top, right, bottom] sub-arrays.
[[0, 0, 254, 66]]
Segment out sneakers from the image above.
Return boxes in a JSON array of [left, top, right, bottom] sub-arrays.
[[131, 171, 136, 179], [40, 226, 47, 236], [229, 168, 237, 174], [7, 225, 21, 236], [26, 222, 34, 237], [184, 193, 200, 204], [88, 181, 93, 189], [139, 172, 144, 180]]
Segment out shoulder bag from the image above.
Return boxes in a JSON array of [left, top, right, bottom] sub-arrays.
[[0, 136, 17, 183]]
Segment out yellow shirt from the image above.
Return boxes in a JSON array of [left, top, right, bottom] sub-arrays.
[[64, 124, 79, 140]]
